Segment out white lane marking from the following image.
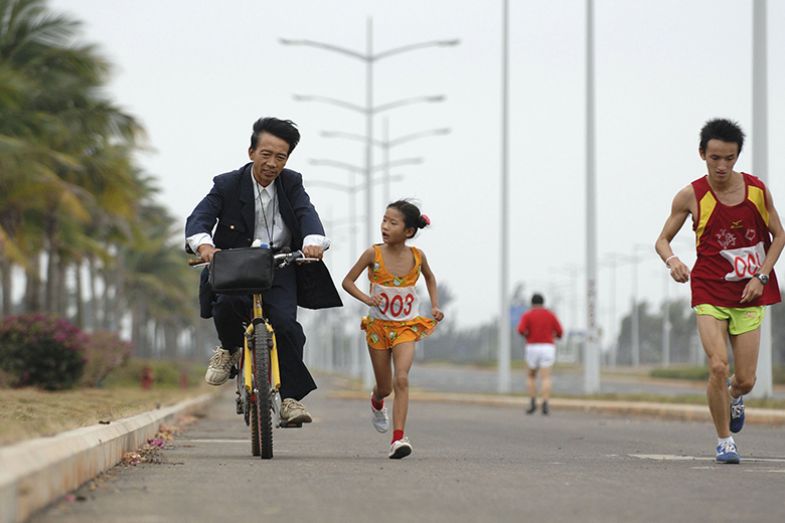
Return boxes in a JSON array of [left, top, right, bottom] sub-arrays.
[[631, 454, 785, 464]]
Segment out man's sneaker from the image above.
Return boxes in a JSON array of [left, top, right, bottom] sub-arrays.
[[389, 437, 413, 459], [715, 440, 741, 464], [730, 396, 745, 433], [371, 398, 390, 433], [280, 398, 312, 426], [204, 347, 241, 385]]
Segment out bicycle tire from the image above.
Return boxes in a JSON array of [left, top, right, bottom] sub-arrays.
[[253, 325, 273, 459], [250, 398, 260, 457]]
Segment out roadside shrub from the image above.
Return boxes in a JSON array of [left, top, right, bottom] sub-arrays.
[[80, 331, 133, 387], [0, 314, 88, 390]]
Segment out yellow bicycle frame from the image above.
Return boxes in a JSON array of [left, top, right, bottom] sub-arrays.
[[242, 293, 281, 394]]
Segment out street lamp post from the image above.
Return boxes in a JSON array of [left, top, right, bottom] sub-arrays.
[[584, 0, 600, 393], [321, 125, 450, 205], [281, 23, 459, 253], [499, 0, 511, 393], [282, 25, 458, 389], [751, 0, 773, 399]]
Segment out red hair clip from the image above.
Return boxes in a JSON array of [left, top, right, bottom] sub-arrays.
[[421, 214, 431, 226]]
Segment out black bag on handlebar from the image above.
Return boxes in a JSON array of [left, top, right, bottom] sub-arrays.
[[208, 247, 274, 294]]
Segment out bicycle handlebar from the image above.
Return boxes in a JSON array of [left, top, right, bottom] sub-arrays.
[[187, 249, 320, 269]]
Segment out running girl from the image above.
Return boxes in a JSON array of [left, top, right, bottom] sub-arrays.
[[342, 200, 444, 459]]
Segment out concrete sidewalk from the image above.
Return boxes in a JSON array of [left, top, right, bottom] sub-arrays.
[[0, 393, 215, 523]]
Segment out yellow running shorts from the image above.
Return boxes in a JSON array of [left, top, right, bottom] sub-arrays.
[[694, 304, 765, 335]]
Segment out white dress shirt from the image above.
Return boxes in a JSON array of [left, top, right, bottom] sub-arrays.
[[186, 171, 330, 254]]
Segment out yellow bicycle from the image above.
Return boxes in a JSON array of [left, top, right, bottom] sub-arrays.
[[190, 247, 313, 459]]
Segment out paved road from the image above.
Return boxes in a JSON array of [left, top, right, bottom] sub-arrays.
[[410, 363, 785, 398], [35, 378, 785, 523]]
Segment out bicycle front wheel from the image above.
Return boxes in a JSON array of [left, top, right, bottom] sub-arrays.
[[250, 398, 260, 457], [253, 325, 274, 459]]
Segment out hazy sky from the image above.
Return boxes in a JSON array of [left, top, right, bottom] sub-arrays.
[[50, 0, 785, 344]]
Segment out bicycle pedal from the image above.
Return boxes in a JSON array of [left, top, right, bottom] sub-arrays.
[[281, 421, 303, 429], [229, 366, 238, 379]]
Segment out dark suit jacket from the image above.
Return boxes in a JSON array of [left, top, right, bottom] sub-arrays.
[[185, 163, 342, 317]]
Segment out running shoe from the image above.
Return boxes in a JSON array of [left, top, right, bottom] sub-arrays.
[[389, 437, 413, 459], [204, 347, 241, 385], [371, 397, 390, 433], [280, 398, 312, 426], [730, 396, 745, 433], [715, 440, 740, 464]]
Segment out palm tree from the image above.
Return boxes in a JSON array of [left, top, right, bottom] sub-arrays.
[[0, 1, 206, 360]]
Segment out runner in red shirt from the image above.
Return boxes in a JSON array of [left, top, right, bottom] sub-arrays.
[[655, 118, 785, 464], [517, 293, 563, 415]]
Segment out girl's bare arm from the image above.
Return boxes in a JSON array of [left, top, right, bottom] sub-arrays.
[[342, 247, 379, 307], [419, 250, 444, 321]]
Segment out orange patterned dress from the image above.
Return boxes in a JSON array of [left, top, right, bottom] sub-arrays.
[[361, 244, 438, 350]]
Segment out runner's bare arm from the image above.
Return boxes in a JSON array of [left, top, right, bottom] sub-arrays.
[[419, 250, 444, 322], [740, 186, 785, 303], [342, 248, 381, 307], [655, 185, 694, 283]]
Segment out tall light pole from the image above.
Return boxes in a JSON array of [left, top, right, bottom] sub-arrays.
[[291, 91, 443, 253], [751, 0, 773, 399], [281, 24, 459, 253], [498, 0, 511, 393], [321, 125, 450, 204], [584, 0, 600, 393], [283, 26, 457, 389]]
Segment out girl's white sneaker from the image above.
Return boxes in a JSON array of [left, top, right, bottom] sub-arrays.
[[371, 398, 390, 433], [389, 437, 412, 459]]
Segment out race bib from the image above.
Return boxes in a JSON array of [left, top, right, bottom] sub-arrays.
[[369, 284, 420, 321], [720, 241, 766, 281]]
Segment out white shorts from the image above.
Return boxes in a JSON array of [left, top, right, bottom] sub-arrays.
[[525, 343, 556, 369]]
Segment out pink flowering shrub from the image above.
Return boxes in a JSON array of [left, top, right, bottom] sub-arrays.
[[80, 331, 133, 387], [0, 314, 88, 390]]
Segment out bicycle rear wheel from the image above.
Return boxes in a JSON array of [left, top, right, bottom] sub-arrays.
[[253, 325, 273, 459]]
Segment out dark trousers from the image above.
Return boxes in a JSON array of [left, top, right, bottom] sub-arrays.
[[211, 264, 316, 401]]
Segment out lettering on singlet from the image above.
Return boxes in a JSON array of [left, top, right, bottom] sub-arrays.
[[719, 241, 765, 282], [369, 284, 420, 321]]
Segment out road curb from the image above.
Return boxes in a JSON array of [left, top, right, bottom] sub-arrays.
[[328, 389, 785, 425], [0, 393, 216, 523]]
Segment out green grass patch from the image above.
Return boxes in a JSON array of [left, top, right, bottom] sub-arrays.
[[650, 366, 710, 381], [101, 358, 205, 389]]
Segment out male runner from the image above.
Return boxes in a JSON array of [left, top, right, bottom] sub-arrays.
[[655, 118, 784, 463], [517, 293, 563, 415]]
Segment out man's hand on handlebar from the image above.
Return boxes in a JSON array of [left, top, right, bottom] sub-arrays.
[[301, 245, 324, 260], [197, 244, 220, 262]]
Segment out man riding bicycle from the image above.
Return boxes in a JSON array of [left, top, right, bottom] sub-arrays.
[[185, 117, 342, 425]]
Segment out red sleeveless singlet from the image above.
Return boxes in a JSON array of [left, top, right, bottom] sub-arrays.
[[690, 173, 780, 307]]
